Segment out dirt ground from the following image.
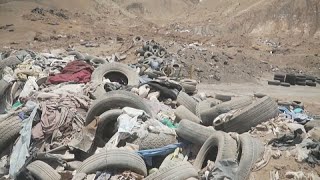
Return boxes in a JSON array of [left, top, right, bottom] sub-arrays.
[[0, 0, 319, 179]]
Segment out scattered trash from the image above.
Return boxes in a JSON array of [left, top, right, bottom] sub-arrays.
[[0, 39, 317, 180]]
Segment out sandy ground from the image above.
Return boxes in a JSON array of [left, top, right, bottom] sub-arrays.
[[0, 0, 320, 179]]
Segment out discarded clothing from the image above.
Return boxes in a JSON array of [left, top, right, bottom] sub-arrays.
[[279, 106, 313, 124], [32, 88, 89, 140], [47, 61, 93, 84], [268, 129, 304, 149]]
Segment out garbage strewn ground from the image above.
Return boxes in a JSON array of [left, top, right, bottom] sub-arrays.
[[0, 38, 319, 180]]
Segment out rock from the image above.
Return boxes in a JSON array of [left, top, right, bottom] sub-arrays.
[[305, 120, 320, 132], [308, 127, 320, 142]]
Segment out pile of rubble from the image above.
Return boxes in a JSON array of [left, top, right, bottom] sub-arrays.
[[0, 38, 319, 180]]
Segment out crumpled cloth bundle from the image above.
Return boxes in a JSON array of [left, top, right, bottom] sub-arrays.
[[32, 91, 90, 140], [47, 60, 93, 84]]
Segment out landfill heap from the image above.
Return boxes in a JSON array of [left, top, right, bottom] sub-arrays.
[[0, 36, 319, 180]]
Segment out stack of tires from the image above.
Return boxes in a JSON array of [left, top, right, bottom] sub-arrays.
[[269, 73, 317, 87], [296, 75, 306, 86]]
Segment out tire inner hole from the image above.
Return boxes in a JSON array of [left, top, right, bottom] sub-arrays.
[[104, 72, 128, 86], [202, 146, 218, 169]]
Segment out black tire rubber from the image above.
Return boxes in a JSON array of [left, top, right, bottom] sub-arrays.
[[144, 51, 153, 58], [306, 81, 316, 87], [220, 96, 278, 133], [77, 149, 147, 176], [176, 119, 217, 145], [193, 132, 237, 170], [85, 90, 152, 125], [306, 75, 316, 82], [268, 80, 280, 86], [195, 99, 217, 118], [176, 92, 197, 114], [0, 116, 22, 153], [145, 161, 198, 180], [237, 134, 264, 180], [296, 81, 306, 86], [0, 79, 10, 97], [0, 56, 22, 71], [254, 93, 266, 98], [273, 77, 285, 82], [285, 74, 296, 85], [180, 79, 197, 86], [215, 94, 232, 102], [296, 77, 306, 82], [67, 51, 85, 60], [133, 36, 143, 44], [296, 75, 306, 79], [175, 105, 202, 124], [96, 109, 123, 138], [26, 160, 61, 180], [274, 74, 285, 78], [132, 132, 177, 150], [90, 58, 107, 67], [180, 83, 197, 94], [91, 62, 139, 98], [200, 97, 253, 126], [280, 82, 290, 87]]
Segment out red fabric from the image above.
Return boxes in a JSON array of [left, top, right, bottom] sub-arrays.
[[47, 61, 93, 84]]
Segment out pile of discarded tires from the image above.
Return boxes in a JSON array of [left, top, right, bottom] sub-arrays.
[[268, 73, 318, 87], [0, 40, 280, 180]]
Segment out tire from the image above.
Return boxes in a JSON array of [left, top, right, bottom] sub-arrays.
[[26, 160, 61, 180], [67, 51, 85, 60], [180, 79, 197, 86], [145, 161, 198, 180], [176, 92, 197, 114], [0, 79, 10, 97], [193, 132, 237, 170], [96, 109, 123, 138], [77, 149, 147, 176], [273, 77, 285, 82], [280, 82, 290, 87], [195, 99, 217, 117], [306, 75, 316, 82], [296, 81, 306, 86], [0, 56, 21, 71], [176, 119, 217, 145], [296, 77, 306, 82], [175, 105, 202, 124], [0, 116, 22, 153], [254, 93, 266, 98], [85, 90, 152, 125], [285, 74, 296, 85], [91, 62, 139, 98], [215, 94, 232, 102], [268, 80, 280, 86], [132, 132, 177, 150], [133, 36, 143, 44], [274, 74, 285, 78], [180, 83, 196, 94], [237, 134, 264, 180], [296, 75, 306, 79], [220, 96, 278, 133], [200, 97, 253, 126], [90, 58, 107, 67], [144, 51, 153, 58], [306, 81, 316, 87]]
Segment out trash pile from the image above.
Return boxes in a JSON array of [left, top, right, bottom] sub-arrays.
[[0, 38, 319, 180], [268, 74, 319, 87]]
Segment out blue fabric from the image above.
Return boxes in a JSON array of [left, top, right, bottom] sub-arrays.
[[278, 106, 313, 124], [137, 143, 184, 157]]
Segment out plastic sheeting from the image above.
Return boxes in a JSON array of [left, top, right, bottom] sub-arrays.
[[9, 105, 38, 178]]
